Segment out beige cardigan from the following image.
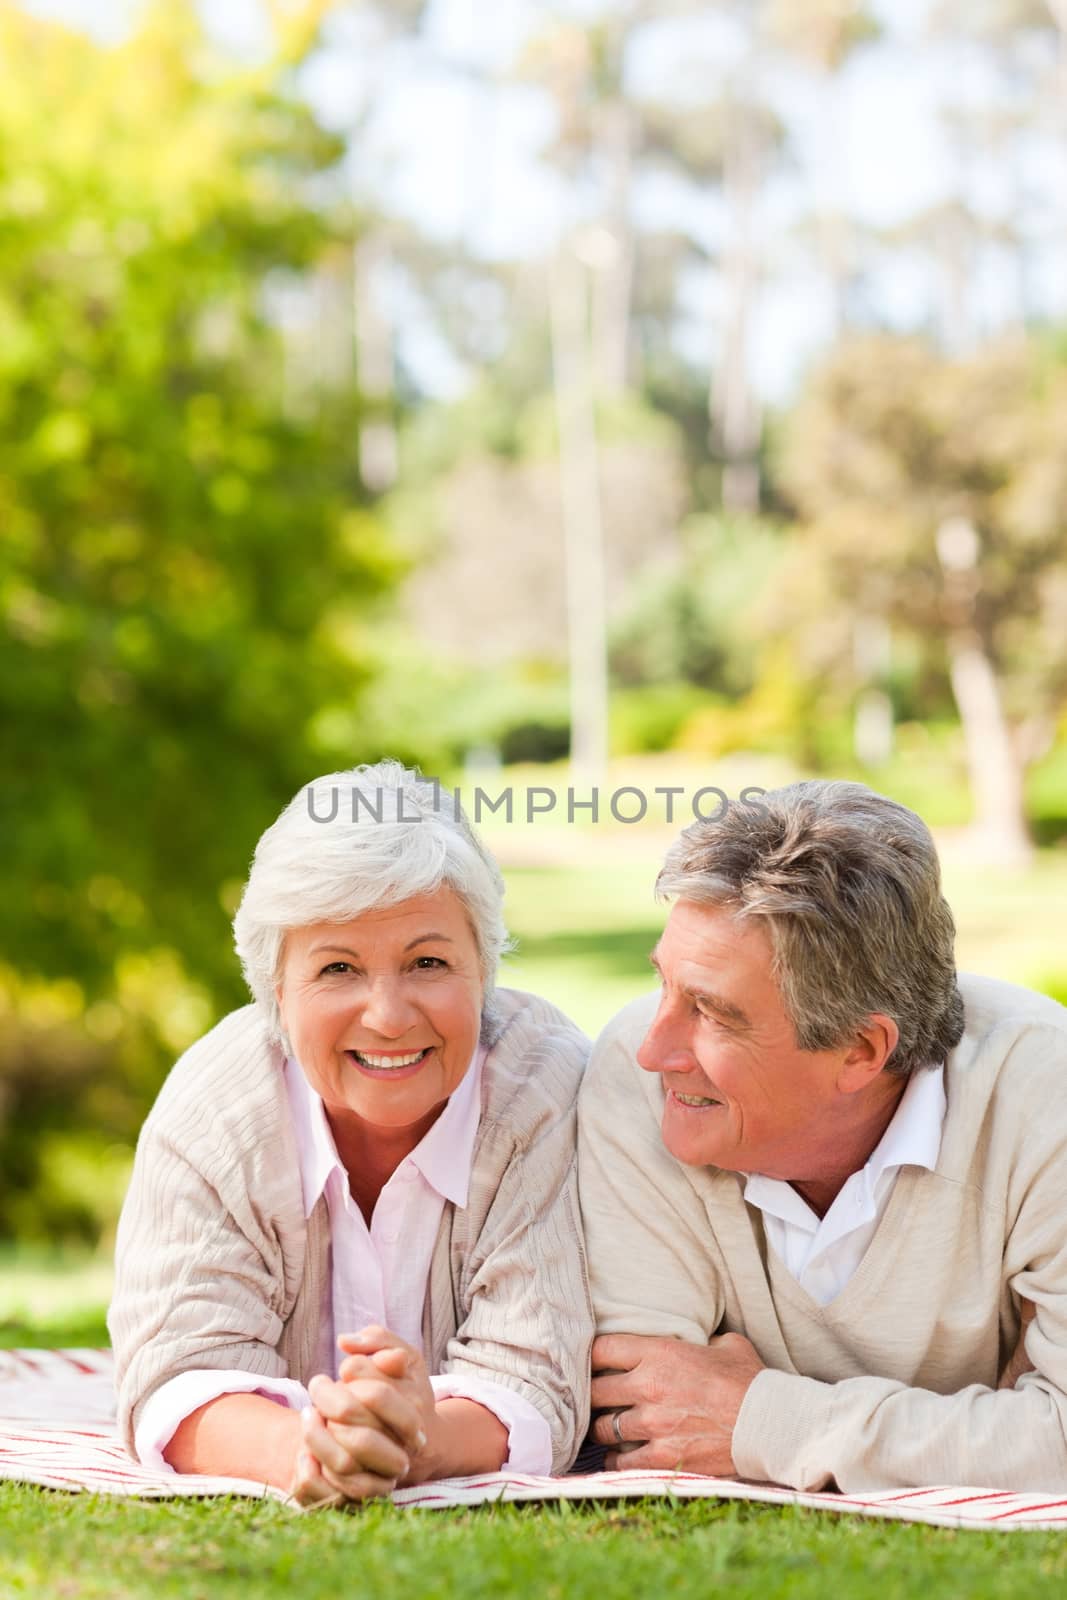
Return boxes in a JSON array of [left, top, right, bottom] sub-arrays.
[[579, 973, 1067, 1492], [109, 988, 592, 1474]]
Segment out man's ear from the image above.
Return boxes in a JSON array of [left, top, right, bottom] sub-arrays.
[[837, 1013, 900, 1093]]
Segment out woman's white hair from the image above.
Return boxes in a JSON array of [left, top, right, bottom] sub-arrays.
[[233, 760, 510, 1044]]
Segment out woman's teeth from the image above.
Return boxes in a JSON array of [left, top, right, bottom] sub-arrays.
[[674, 1091, 720, 1107], [351, 1048, 429, 1070]]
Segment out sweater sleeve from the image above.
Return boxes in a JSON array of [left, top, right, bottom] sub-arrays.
[[733, 1036, 1067, 1495], [440, 1019, 593, 1475], [578, 1001, 726, 1344], [108, 1104, 297, 1454]]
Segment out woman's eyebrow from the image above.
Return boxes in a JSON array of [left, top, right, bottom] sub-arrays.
[[403, 933, 455, 951], [309, 934, 456, 957]]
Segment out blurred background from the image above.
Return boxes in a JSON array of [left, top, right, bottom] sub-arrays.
[[2, 0, 1067, 1338]]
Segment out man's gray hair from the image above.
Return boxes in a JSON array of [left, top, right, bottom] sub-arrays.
[[655, 780, 964, 1076], [233, 760, 510, 1044]]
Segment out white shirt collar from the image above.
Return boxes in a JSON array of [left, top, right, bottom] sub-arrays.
[[743, 1061, 946, 1228], [285, 1044, 485, 1218]]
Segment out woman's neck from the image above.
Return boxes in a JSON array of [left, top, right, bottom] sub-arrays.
[[325, 1104, 437, 1226]]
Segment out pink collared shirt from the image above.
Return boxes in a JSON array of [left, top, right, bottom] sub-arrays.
[[135, 1046, 552, 1475]]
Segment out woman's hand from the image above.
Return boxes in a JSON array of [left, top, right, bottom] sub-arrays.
[[336, 1325, 510, 1484], [289, 1365, 420, 1508], [336, 1326, 441, 1484]]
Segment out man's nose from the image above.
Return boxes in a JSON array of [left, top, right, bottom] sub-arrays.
[[636, 1002, 693, 1076]]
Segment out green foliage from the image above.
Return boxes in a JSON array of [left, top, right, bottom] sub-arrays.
[[610, 514, 787, 693], [357, 642, 571, 771], [0, 2, 402, 1238], [610, 682, 713, 755]]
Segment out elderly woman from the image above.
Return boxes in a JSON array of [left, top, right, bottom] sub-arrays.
[[108, 761, 592, 1506]]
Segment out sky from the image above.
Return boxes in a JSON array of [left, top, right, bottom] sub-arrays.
[[21, 0, 1064, 401]]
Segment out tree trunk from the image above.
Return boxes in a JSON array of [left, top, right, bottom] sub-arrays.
[[353, 235, 398, 493], [945, 628, 1032, 867], [1049, 4, 1067, 320], [852, 615, 893, 766], [712, 102, 762, 515], [550, 248, 609, 779], [591, 97, 636, 395]]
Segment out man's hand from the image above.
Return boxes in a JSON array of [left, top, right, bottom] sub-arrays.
[[998, 1298, 1037, 1390], [590, 1332, 764, 1476]]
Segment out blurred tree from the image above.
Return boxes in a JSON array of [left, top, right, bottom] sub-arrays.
[[777, 334, 1067, 863], [638, 18, 788, 514], [0, 0, 401, 1229], [925, 0, 1066, 339], [765, 0, 880, 336]]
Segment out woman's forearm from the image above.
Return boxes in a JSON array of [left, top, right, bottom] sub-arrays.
[[163, 1393, 303, 1490], [410, 1398, 508, 1484]]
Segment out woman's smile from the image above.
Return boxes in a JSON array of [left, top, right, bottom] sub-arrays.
[[346, 1045, 434, 1079]]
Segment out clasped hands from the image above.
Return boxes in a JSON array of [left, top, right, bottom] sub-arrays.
[[290, 1324, 438, 1509]]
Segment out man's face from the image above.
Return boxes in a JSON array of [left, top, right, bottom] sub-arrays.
[[637, 899, 850, 1179]]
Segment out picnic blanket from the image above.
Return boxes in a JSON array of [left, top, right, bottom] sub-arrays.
[[3, 1349, 1067, 1531]]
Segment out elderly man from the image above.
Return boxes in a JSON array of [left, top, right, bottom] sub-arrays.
[[579, 780, 1067, 1493]]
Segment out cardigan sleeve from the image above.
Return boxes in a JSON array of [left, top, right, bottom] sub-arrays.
[[107, 1048, 304, 1454], [439, 1012, 594, 1474]]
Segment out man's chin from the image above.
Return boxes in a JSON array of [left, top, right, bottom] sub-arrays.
[[661, 1114, 730, 1169]]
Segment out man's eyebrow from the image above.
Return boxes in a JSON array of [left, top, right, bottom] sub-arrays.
[[690, 987, 751, 1028], [648, 946, 750, 1026]]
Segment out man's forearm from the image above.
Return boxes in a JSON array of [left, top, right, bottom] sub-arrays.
[[164, 1393, 303, 1489], [733, 1368, 1067, 1494]]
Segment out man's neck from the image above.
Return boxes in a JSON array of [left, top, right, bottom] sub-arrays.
[[787, 1073, 909, 1220]]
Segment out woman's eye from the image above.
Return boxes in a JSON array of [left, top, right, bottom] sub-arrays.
[[413, 956, 447, 970], [320, 961, 354, 976]]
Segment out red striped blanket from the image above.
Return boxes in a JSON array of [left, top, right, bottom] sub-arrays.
[[3, 1350, 1066, 1529]]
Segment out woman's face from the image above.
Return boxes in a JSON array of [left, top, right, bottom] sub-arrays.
[[276, 886, 484, 1140]]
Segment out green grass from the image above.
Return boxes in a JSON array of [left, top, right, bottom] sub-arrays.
[[2, 1484, 1067, 1600]]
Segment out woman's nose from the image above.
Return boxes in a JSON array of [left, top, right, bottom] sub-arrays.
[[359, 979, 416, 1036]]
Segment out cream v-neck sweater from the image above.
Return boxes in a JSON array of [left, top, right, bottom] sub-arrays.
[[578, 973, 1067, 1492]]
